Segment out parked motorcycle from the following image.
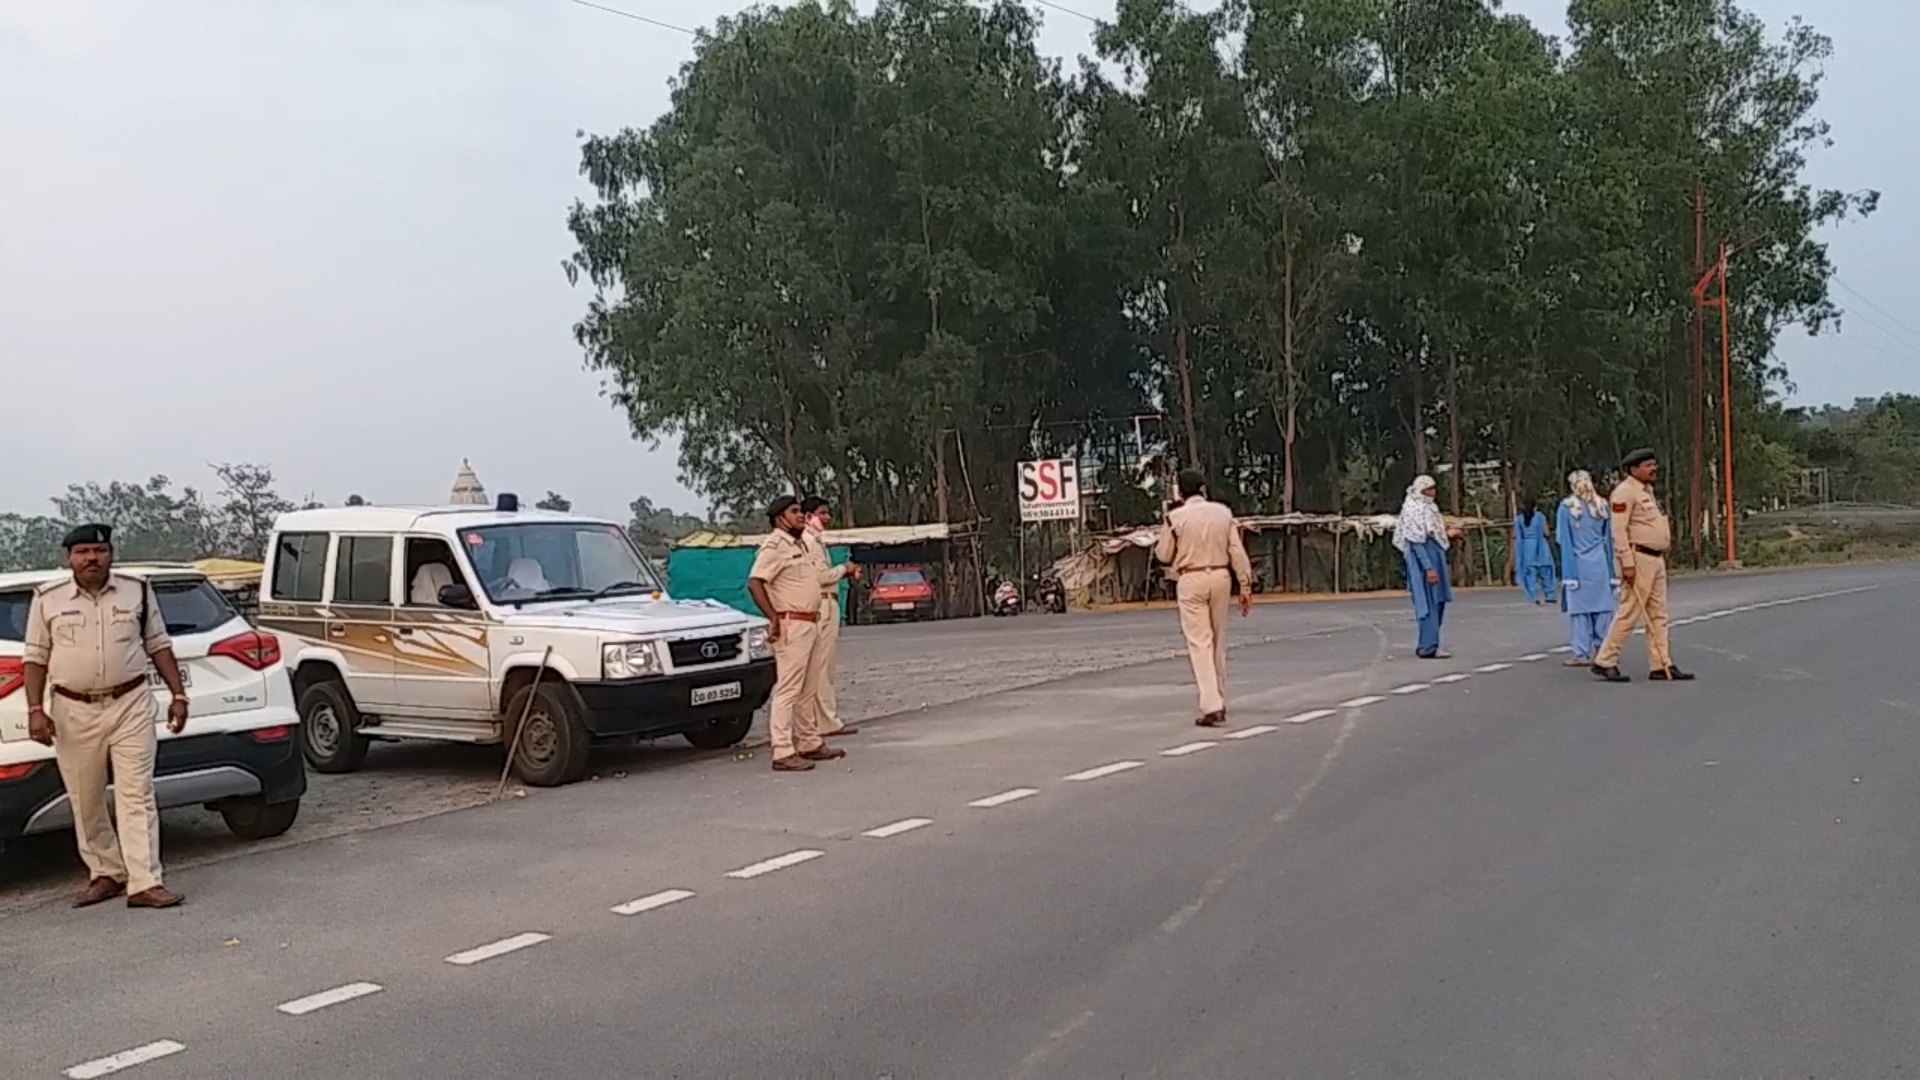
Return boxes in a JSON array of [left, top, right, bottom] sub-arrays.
[[991, 579, 1022, 617], [1036, 574, 1066, 614]]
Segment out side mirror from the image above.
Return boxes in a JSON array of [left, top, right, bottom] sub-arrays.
[[438, 583, 477, 610]]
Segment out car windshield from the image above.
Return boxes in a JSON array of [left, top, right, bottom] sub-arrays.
[[877, 569, 926, 587], [0, 576, 236, 641], [459, 522, 663, 604]]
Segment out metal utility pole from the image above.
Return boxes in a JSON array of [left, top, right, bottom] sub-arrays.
[[1690, 243, 1738, 568], [1690, 182, 1706, 566]]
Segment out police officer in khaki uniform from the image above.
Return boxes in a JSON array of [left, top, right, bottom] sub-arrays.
[[1153, 470, 1253, 726], [1592, 449, 1695, 683], [799, 496, 860, 738], [21, 524, 190, 909], [747, 496, 849, 772]]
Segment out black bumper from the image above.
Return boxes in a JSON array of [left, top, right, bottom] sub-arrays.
[[0, 729, 307, 841], [573, 658, 777, 739]]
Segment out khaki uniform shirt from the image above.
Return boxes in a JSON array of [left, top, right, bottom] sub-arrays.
[[749, 530, 825, 615], [1155, 496, 1254, 584], [24, 574, 172, 694], [1609, 476, 1672, 564], [802, 525, 848, 599]]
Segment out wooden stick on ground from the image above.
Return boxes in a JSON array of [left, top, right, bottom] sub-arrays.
[[493, 645, 553, 802]]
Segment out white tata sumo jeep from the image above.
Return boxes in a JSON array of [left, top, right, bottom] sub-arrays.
[[259, 497, 774, 787]]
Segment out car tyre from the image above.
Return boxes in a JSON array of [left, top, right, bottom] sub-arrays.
[[219, 796, 301, 841], [683, 712, 754, 750], [505, 682, 591, 787], [298, 680, 370, 774]]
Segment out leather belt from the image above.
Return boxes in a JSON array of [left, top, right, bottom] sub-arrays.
[[1185, 565, 1229, 572], [53, 676, 146, 705], [1633, 545, 1666, 558], [778, 610, 819, 622], [820, 592, 837, 600]]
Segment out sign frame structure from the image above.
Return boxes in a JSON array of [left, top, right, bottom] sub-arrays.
[[1017, 459, 1081, 522]]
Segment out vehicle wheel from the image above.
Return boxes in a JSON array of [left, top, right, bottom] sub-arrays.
[[219, 796, 300, 841], [298, 680, 370, 774], [683, 712, 753, 750], [505, 682, 591, 787]]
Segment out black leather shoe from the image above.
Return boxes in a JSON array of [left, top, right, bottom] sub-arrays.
[[1591, 664, 1630, 683], [1649, 667, 1695, 681]]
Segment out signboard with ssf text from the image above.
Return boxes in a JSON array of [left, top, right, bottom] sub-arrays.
[[1018, 459, 1080, 521]]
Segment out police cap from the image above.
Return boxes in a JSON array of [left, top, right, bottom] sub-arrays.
[[766, 495, 801, 526], [1620, 448, 1657, 471], [62, 523, 113, 549]]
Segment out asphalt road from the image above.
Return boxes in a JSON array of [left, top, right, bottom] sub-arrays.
[[6, 563, 1919, 1079]]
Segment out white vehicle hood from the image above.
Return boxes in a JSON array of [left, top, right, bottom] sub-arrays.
[[496, 596, 757, 638]]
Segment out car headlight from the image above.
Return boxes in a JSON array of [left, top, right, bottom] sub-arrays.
[[602, 641, 662, 680], [745, 625, 771, 660]]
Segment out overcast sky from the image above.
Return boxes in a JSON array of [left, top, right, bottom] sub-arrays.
[[1, 0, 1913, 523]]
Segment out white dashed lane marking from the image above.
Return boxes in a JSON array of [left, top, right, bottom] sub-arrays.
[[1519, 653, 1550, 661], [1065, 761, 1145, 782], [445, 933, 551, 966], [726, 850, 825, 880], [1474, 663, 1511, 673], [1282, 709, 1334, 725], [1550, 646, 1573, 653], [1390, 683, 1427, 694], [1161, 741, 1216, 756], [276, 982, 383, 1016], [65, 1041, 186, 1079], [970, 787, 1039, 808], [863, 818, 933, 838], [1338, 695, 1384, 708], [611, 889, 697, 916], [1432, 673, 1471, 684], [1227, 724, 1280, 738]]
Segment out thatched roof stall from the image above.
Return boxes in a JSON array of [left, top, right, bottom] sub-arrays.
[[1052, 512, 1500, 607]]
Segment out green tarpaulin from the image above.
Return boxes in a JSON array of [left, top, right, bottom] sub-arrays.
[[665, 544, 851, 621]]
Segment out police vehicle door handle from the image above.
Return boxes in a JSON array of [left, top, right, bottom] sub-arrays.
[[395, 627, 413, 636], [327, 625, 346, 638]]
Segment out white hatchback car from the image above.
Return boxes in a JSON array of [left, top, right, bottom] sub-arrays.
[[0, 564, 307, 849]]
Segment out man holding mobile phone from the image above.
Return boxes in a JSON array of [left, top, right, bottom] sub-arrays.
[[20, 523, 189, 909]]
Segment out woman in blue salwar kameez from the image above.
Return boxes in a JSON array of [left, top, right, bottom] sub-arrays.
[[1393, 475, 1457, 659], [1513, 502, 1557, 603], [1554, 470, 1616, 665]]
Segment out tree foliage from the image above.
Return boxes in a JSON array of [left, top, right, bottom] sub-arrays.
[[0, 464, 298, 571], [568, 0, 1873, 562]]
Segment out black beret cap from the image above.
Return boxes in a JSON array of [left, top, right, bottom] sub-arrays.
[[1621, 448, 1657, 470], [62, 523, 113, 549], [766, 495, 800, 525]]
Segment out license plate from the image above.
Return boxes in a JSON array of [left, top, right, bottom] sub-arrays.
[[148, 669, 191, 688], [891, 602, 914, 610], [690, 681, 741, 707]]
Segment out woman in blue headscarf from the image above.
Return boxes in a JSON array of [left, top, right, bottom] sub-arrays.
[[1513, 497, 1557, 603], [1554, 469, 1616, 665], [1392, 475, 1457, 659]]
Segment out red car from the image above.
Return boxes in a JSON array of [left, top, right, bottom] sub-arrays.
[[866, 566, 936, 623]]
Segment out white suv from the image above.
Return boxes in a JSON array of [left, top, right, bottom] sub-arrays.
[[0, 564, 306, 848], [260, 499, 775, 787]]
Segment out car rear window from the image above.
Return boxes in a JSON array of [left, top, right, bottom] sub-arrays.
[[0, 577, 238, 642], [150, 578, 241, 635], [876, 570, 926, 586], [0, 590, 30, 643]]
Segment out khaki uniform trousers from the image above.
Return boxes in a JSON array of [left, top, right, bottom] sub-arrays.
[[49, 688, 165, 894], [768, 618, 825, 759], [1176, 568, 1232, 715], [808, 596, 844, 735], [1594, 550, 1672, 671]]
